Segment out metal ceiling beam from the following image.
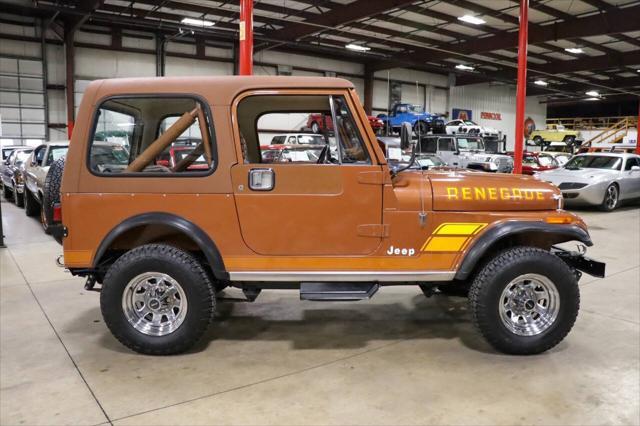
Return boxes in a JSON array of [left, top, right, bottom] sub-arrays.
[[259, 0, 418, 43]]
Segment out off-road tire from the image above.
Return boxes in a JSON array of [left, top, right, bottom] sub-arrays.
[[469, 246, 579, 355], [24, 188, 39, 216], [13, 182, 24, 207], [599, 183, 619, 212], [2, 182, 12, 200], [42, 156, 65, 229], [101, 244, 215, 355]]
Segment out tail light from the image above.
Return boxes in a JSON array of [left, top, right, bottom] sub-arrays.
[[52, 203, 62, 222]]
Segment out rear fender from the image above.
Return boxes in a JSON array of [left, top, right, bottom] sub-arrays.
[[93, 212, 228, 280]]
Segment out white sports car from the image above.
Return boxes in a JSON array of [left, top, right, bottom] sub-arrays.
[[445, 119, 501, 140], [538, 152, 640, 211]]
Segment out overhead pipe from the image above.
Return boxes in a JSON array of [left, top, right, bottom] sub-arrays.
[[513, 0, 529, 174], [238, 0, 253, 75]]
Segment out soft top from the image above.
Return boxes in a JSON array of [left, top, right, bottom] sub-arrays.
[[86, 76, 355, 107]]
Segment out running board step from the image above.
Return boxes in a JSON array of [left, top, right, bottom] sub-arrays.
[[300, 282, 379, 301]]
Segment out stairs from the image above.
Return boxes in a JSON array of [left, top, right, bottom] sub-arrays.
[[584, 117, 631, 150]]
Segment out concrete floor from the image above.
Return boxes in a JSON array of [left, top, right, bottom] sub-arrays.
[[0, 198, 638, 426]]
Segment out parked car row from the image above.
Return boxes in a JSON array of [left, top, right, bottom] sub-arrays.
[[1, 142, 70, 229]]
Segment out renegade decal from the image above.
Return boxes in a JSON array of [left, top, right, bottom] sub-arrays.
[[422, 222, 488, 253], [446, 187, 546, 201]]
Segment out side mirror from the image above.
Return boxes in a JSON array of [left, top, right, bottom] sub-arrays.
[[631, 165, 640, 172], [400, 122, 412, 150]]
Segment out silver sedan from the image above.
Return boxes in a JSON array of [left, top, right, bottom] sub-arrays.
[[538, 152, 640, 211]]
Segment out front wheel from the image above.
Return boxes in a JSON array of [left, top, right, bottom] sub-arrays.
[[599, 184, 619, 212], [469, 246, 579, 355], [24, 188, 39, 217], [101, 244, 215, 355], [311, 121, 320, 134]]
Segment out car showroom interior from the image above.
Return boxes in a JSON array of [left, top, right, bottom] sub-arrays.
[[0, 0, 639, 425]]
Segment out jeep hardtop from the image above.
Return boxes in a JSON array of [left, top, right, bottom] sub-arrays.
[[51, 76, 604, 355]]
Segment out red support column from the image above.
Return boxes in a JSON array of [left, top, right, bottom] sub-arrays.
[[513, 0, 529, 174], [238, 0, 253, 75]]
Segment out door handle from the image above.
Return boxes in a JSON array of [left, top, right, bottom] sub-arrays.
[[248, 168, 275, 191]]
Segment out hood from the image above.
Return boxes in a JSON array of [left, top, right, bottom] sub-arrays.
[[428, 170, 560, 211], [539, 168, 617, 184]]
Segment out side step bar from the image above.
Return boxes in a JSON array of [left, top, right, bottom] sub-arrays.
[[300, 282, 379, 301]]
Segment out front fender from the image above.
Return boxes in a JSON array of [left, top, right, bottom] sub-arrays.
[[455, 221, 592, 280]]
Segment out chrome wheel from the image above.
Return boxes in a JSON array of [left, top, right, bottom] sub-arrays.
[[604, 185, 618, 210], [122, 272, 188, 336], [499, 273, 560, 336]]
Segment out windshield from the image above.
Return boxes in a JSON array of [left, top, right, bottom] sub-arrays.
[[538, 155, 556, 167], [565, 155, 622, 170], [457, 138, 484, 151], [414, 154, 445, 168], [15, 151, 32, 166], [409, 105, 424, 114]]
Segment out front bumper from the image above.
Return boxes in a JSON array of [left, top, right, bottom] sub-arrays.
[[553, 246, 606, 278], [559, 181, 607, 206]]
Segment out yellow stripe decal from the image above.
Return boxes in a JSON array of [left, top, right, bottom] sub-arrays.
[[423, 236, 469, 252], [436, 223, 487, 235]]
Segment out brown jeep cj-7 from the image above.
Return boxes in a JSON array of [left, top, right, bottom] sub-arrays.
[[48, 76, 605, 355]]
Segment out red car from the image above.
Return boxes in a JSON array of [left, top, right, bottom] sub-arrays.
[[307, 113, 384, 134], [507, 151, 560, 175], [156, 145, 209, 170]]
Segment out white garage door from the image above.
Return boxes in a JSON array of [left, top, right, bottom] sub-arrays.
[[0, 56, 46, 147]]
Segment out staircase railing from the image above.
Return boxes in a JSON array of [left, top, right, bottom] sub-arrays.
[[584, 118, 629, 148]]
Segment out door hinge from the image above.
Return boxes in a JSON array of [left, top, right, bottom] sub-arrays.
[[357, 224, 390, 238]]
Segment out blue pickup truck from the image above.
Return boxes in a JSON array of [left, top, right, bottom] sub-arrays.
[[377, 103, 446, 135]]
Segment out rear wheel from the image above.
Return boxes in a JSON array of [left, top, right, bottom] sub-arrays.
[[24, 188, 39, 216], [599, 183, 619, 212], [311, 121, 320, 134], [533, 136, 543, 146], [469, 246, 579, 355], [2, 182, 11, 200], [101, 244, 215, 355]]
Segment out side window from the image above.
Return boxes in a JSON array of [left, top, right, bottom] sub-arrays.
[[237, 94, 369, 165], [438, 138, 453, 151], [89, 96, 215, 175], [625, 157, 639, 170]]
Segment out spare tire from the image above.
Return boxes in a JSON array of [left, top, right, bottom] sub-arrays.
[[42, 156, 65, 242]]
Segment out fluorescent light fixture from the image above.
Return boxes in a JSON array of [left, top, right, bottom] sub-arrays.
[[455, 64, 474, 71], [534, 80, 548, 86], [181, 17, 215, 27], [564, 47, 583, 54], [345, 43, 371, 52], [585, 90, 599, 97], [458, 15, 486, 25], [586, 97, 600, 101]]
